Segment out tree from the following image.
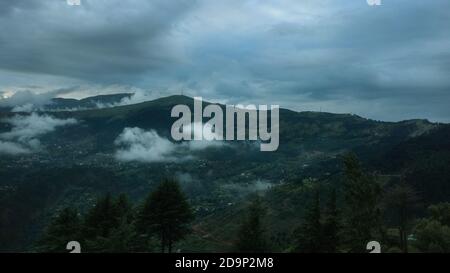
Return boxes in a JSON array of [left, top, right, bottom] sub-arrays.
[[322, 189, 340, 252], [83, 194, 117, 239], [136, 178, 194, 253], [383, 180, 419, 252], [413, 203, 450, 252], [294, 191, 322, 253], [82, 193, 135, 252], [37, 207, 81, 252], [428, 203, 450, 226], [342, 153, 382, 252], [114, 194, 134, 223], [235, 197, 268, 252], [90, 221, 138, 253]]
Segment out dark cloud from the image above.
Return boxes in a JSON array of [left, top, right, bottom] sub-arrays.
[[0, 0, 41, 15], [0, 0, 195, 82], [0, 0, 450, 122]]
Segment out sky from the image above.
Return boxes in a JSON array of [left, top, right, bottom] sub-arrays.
[[0, 0, 449, 122]]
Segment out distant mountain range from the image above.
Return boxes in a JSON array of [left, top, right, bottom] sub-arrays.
[[47, 93, 133, 110], [0, 93, 133, 112], [1, 94, 449, 251]]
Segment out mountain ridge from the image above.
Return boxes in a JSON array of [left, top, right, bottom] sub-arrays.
[[1, 94, 450, 252], [44, 94, 441, 126]]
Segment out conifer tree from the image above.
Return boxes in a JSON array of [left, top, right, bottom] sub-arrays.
[[342, 153, 382, 252], [235, 197, 268, 253], [83, 193, 117, 239], [383, 180, 419, 252], [294, 192, 322, 253], [136, 178, 194, 253], [82, 193, 136, 252], [322, 189, 340, 252], [37, 207, 81, 252]]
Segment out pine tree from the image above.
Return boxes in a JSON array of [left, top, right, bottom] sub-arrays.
[[294, 191, 322, 253], [235, 197, 268, 252], [82, 193, 136, 252], [342, 153, 382, 252], [37, 207, 81, 252], [322, 189, 340, 252], [136, 178, 194, 253], [383, 180, 419, 253], [96, 220, 137, 252], [37, 193, 144, 253], [113, 193, 134, 224], [83, 193, 117, 239]]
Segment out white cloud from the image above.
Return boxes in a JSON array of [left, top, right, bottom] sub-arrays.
[[114, 128, 179, 162], [0, 140, 30, 155], [11, 103, 35, 112], [95, 89, 164, 109], [0, 87, 79, 111], [0, 85, 159, 112], [114, 126, 226, 163], [0, 113, 77, 155], [222, 179, 273, 197]]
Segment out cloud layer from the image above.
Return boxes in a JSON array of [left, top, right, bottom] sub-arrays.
[[114, 126, 225, 163], [114, 128, 179, 162], [1, 0, 450, 122], [0, 113, 77, 155]]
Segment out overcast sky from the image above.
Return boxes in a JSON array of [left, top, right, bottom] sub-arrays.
[[0, 0, 449, 122]]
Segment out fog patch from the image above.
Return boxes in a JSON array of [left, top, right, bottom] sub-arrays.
[[0, 140, 30, 155], [114, 128, 181, 163], [0, 88, 78, 112], [97, 90, 161, 109], [114, 127, 226, 163], [222, 179, 272, 197], [176, 172, 195, 184], [0, 113, 77, 155]]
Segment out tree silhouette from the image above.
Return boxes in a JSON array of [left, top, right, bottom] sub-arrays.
[[235, 197, 268, 252], [82, 193, 136, 252], [383, 180, 419, 252], [83, 194, 117, 239], [294, 191, 322, 253], [342, 153, 382, 252], [322, 189, 340, 252], [136, 178, 194, 253], [37, 207, 81, 252]]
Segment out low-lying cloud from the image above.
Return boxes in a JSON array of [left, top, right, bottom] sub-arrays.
[[0, 113, 77, 155], [222, 179, 273, 197], [0, 85, 161, 112], [0, 140, 30, 155], [115, 128, 179, 162], [94, 90, 162, 109], [0, 87, 79, 111], [114, 126, 225, 163]]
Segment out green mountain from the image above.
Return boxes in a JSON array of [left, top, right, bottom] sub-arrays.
[[0, 93, 132, 112], [0, 94, 448, 252], [45, 93, 133, 110]]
